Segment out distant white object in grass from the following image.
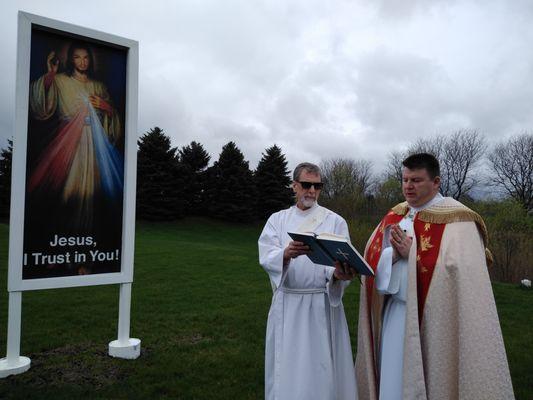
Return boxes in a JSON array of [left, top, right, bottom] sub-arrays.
[[521, 279, 531, 288]]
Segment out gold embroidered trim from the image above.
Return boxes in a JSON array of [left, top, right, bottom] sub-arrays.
[[417, 204, 493, 267], [417, 208, 488, 242], [388, 198, 493, 267], [485, 248, 494, 267], [391, 202, 409, 215]]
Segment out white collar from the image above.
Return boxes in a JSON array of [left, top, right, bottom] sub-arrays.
[[407, 193, 444, 218]]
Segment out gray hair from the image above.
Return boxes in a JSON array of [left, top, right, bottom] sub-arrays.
[[293, 162, 321, 181]]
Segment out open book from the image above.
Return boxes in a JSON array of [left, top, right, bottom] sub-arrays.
[[287, 231, 374, 276]]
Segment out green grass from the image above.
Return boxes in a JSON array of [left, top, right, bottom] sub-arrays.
[[0, 220, 531, 399]]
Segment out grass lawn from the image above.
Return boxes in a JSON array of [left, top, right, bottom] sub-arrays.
[[0, 219, 531, 399]]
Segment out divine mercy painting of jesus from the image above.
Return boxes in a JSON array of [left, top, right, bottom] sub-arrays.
[[23, 26, 128, 279]]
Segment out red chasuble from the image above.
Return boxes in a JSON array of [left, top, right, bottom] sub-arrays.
[[364, 209, 447, 361], [365, 209, 447, 323], [364, 211, 402, 323], [413, 218, 445, 322], [363, 211, 402, 378]]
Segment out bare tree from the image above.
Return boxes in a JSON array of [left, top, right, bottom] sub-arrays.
[[385, 150, 404, 182], [487, 133, 533, 211], [374, 175, 404, 211], [320, 158, 374, 199], [441, 129, 486, 199], [408, 136, 446, 160], [319, 158, 375, 220], [386, 137, 445, 182], [385, 130, 486, 199]]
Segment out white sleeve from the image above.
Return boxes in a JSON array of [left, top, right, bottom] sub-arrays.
[[258, 215, 287, 290], [326, 267, 351, 307], [375, 226, 401, 295], [375, 247, 401, 294]]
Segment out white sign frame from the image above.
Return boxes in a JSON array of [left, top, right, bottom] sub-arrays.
[[9, 12, 139, 292]]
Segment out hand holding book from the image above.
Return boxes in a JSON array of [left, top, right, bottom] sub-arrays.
[[287, 231, 374, 276], [283, 241, 310, 265], [333, 260, 358, 281]]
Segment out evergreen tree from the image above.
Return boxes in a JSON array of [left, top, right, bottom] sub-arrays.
[[179, 141, 210, 172], [137, 127, 190, 220], [179, 141, 210, 215], [254, 145, 293, 220], [0, 139, 13, 220], [205, 141, 256, 222]]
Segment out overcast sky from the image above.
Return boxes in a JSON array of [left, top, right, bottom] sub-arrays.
[[1, 0, 532, 174]]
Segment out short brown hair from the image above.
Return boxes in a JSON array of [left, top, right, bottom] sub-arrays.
[[402, 153, 440, 179]]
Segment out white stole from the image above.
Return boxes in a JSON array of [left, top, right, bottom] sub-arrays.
[[296, 205, 328, 233]]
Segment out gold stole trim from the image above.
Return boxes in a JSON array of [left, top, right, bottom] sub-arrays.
[[391, 202, 409, 215], [389, 199, 492, 266]]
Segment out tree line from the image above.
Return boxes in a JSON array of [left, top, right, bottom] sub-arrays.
[[320, 129, 532, 218], [136, 127, 293, 221], [0, 128, 531, 222]]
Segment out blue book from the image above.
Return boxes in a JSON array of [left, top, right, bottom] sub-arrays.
[[288, 231, 374, 276]]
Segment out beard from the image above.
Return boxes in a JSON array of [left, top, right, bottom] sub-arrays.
[[300, 196, 316, 208]]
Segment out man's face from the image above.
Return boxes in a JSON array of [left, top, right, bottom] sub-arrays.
[[293, 170, 322, 210], [402, 167, 440, 207], [72, 48, 90, 73]]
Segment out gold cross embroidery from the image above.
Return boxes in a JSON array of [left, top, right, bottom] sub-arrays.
[[416, 254, 421, 261], [420, 235, 434, 252], [424, 223, 431, 231]]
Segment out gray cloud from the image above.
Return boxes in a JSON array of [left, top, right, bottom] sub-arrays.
[[0, 0, 532, 176]]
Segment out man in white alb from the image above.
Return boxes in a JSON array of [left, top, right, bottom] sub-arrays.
[[356, 153, 514, 400], [258, 162, 358, 400]]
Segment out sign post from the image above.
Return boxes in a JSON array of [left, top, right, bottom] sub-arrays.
[[109, 283, 141, 359], [0, 292, 30, 378]]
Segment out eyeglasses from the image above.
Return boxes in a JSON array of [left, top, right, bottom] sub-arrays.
[[296, 181, 324, 190]]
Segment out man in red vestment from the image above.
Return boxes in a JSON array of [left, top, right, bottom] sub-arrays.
[[355, 153, 514, 400]]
